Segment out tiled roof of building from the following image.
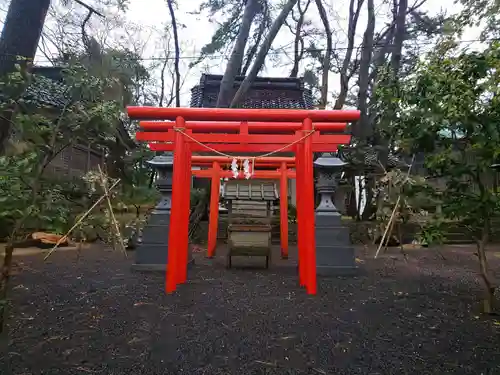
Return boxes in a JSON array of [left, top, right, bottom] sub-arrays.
[[25, 66, 134, 148], [190, 74, 314, 109], [25, 67, 70, 107]]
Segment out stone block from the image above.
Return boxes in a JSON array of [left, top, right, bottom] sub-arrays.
[[132, 212, 194, 272], [314, 213, 357, 276]]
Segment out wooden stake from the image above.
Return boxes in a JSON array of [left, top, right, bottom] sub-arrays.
[[98, 165, 127, 256], [374, 155, 416, 259], [375, 195, 400, 259], [44, 177, 121, 260]]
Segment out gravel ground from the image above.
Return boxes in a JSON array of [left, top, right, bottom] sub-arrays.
[[0, 244, 499, 375]]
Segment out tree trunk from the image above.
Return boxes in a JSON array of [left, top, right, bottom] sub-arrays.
[[333, 0, 364, 109], [166, 0, 181, 107], [289, 0, 311, 78], [217, 0, 259, 107], [346, 183, 359, 218], [0, 0, 51, 154], [378, 0, 408, 167], [315, 0, 332, 109], [477, 220, 496, 314], [354, 0, 375, 141], [390, 0, 408, 79], [0, 0, 50, 76], [361, 175, 376, 220], [230, 0, 299, 108], [0, 161, 45, 334], [241, 18, 266, 76], [0, 244, 14, 335], [158, 54, 169, 107], [335, 0, 365, 218]]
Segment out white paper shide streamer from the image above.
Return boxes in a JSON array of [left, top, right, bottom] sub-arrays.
[[231, 158, 239, 179], [230, 158, 253, 179], [243, 159, 252, 179]]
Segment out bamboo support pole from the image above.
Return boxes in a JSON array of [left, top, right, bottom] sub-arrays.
[[98, 165, 127, 256], [374, 155, 416, 259], [44, 178, 121, 260]]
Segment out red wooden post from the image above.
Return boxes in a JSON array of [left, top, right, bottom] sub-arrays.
[[165, 117, 187, 293], [178, 129, 192, 284], [302, 118, 317, 295], [207, 161, 221, 258], [295, 138, 306, 287], [279, 162, 289, 259]]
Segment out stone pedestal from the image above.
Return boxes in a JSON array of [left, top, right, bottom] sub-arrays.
[[132, 154, 194, 272], [314, 154, 357, 276]]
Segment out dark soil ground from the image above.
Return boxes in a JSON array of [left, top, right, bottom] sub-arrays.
[[0, 244, 499, 375]]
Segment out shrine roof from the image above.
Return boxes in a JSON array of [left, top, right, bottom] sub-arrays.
[[189, 74, 314, 109], [223, 179, 279, 201]]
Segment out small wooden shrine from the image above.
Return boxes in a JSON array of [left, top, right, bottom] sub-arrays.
[[223, 179, 278, 268]]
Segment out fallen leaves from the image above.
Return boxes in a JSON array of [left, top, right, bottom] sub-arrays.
[[191, 245, 206, 253], [254, 360, 277, 367], [312, 369, 327, 375], [278, 335, 297, 341]]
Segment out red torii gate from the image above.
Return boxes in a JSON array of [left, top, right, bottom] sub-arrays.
[[129, 106, 360, 295]]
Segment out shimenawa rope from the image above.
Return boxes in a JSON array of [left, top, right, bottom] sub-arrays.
[[171, 127, 315, 179]]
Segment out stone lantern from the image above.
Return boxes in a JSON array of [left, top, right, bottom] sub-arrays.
[[149, 153, 174, 210], [313, 153, 356, 275], [132, 153, 175, 271], [314, 153, 345, 216]]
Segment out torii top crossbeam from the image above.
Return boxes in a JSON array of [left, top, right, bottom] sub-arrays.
[[128, 105, 360, 296], [128, 106, 360, 123], [134, 108, 355, 154]]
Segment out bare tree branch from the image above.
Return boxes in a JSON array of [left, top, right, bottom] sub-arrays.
[[289, 0, 311, 78], [158, 31, 172, 107], [166, 0, 181, 107], [217, 0, 259, 107], [230, 0, 299, 108], [333, 0, 364, 109], [355, 0, 375, 140], [315, 0, 332, 109], [72, 0, 105, 18]]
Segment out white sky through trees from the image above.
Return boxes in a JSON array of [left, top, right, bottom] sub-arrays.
[[0, 0, 481, 106]]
